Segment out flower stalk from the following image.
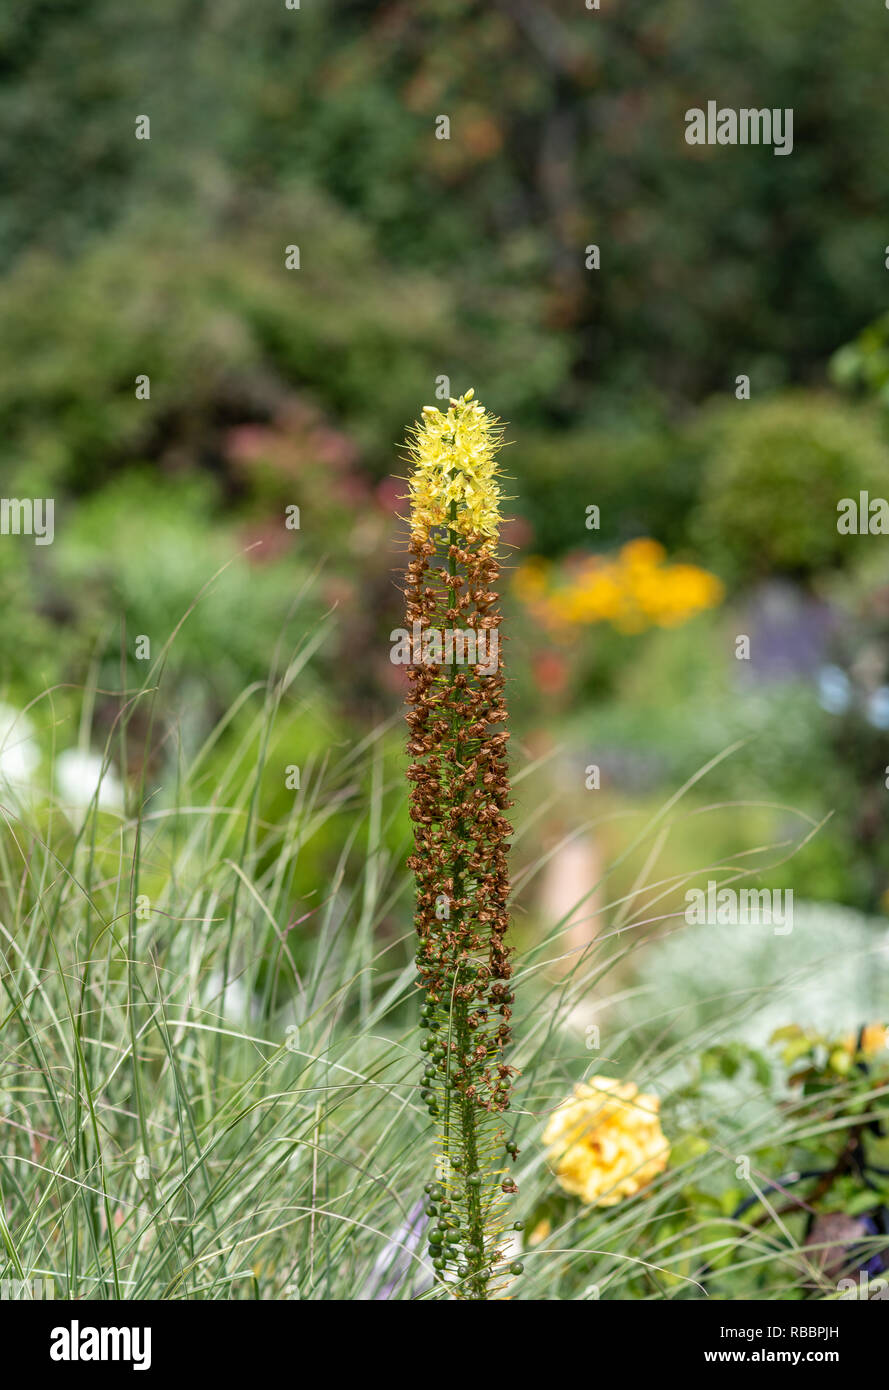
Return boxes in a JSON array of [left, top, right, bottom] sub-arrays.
[[401, 391, 520, 1298]]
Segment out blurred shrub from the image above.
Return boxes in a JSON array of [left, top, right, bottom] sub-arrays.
[[5, 0, 889, 428], [54, 471, 314, 688], [831, 310, 889, 409], [0, 190, 567, 498], [514, 427, 705, 556], [0, 471, 327, 769], [691, 393, 889, 583]]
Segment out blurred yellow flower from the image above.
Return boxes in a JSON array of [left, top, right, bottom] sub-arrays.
[[512, 555, 549, 603], [861, 1023, 888, 1055], [513, 540, 723, 636], [542, 1077, 669, 1206], [404, 389, 506, 542], [622, 537, 665, 569], [839, 1023, 888, 1057]]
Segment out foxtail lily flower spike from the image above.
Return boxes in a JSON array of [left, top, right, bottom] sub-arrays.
[[401, 391, 520, 1299]]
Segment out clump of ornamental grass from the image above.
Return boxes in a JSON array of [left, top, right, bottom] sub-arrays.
[[400, 390, 522, 1299]]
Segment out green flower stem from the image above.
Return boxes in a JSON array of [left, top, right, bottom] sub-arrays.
[[447, 504, 488, 1296]]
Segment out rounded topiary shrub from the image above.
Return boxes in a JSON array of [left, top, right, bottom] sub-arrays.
[[691, 392, 889, 583]]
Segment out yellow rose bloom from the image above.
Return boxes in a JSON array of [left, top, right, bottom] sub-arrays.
[[542, 1076, 669, 1206]]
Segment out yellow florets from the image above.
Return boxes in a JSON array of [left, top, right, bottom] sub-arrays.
[[405, 389, 505, 541], [542, 1077, 670, 1207]]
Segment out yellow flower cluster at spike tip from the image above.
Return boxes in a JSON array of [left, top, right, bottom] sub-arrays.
[[406, 390, 505, 542], [542, 1077, 670, 1206]]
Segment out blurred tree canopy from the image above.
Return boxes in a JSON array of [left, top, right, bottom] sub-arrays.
[[2, 0, 888, 501]]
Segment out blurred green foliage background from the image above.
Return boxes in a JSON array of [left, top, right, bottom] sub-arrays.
[[3, 0, 889, 918]]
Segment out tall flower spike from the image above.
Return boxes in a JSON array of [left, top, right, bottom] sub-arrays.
[[401, 392, 519, 1299]]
